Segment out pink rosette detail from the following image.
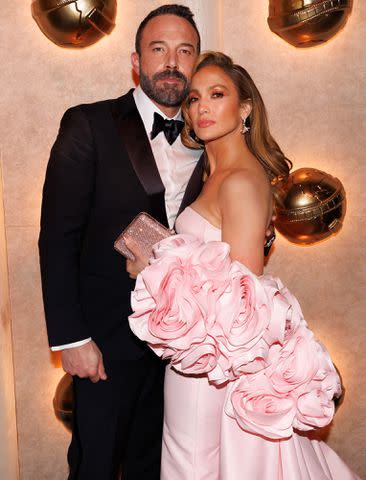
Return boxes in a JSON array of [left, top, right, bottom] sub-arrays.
[[293, 390, 335, 431], [129, 236, 229, 376], [212, 262, 271, 379], [190, 241, 233, 329], [171, 335, 221, 376], [190, 240, 231, 278], [229, 339, 269, 377], [152, 234, 202, 261], [148, 261, 206, 343], [225, 373, 296, 439], [261, 276, 304, 346], [129, 245, 209, 355], [292, 340, 341, 431], [267, 326, 320, 395]]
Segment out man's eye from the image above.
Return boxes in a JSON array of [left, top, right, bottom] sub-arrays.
[[180, 49, 192, 55], [152, 47, 164, 53]]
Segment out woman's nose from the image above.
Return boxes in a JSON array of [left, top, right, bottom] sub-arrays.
[[198, 103, 209, 114]]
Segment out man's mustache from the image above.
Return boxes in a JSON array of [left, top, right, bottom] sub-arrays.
[[153, 70, 187, 83]]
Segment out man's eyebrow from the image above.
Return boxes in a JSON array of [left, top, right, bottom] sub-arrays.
[[178, 42, 195, 50], [148, 40, 166, 47], [148, 40, 195, 50]]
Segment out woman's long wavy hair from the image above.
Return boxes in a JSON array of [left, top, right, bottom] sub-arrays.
[[181, 52, 292, 181]]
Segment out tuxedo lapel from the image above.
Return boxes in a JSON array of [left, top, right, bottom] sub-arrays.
[[111, 91, 168, 226], [177, 152, 205, 217]]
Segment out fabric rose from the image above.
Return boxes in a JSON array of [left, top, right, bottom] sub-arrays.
[[266, 326, 320, 395], [293, 340, 341, 430], [189, 241, 233, 329], [279, 283, 307, 341], [261, 276, 304, 346], [171, 335, 221, 376], [152, 234, 202, 261], [225, 372, 296, 439], [293, 390, 335, 431], [129, 251, 209, 355], [211, 262, 271, 378]]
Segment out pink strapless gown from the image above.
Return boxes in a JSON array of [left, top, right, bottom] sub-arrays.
[[161, 207, 360, 480]]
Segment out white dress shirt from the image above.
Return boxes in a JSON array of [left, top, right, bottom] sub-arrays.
[[51, 86, 202, 351], [133, 86, 202, 228]]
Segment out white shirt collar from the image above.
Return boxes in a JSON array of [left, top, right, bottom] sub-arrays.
[[133, 85, 183, 136]]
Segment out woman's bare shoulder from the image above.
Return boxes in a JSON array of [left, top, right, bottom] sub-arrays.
[[219, 168, 271, 202]]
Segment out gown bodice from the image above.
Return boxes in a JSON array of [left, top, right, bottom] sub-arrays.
[[175, 206, 221, 242]]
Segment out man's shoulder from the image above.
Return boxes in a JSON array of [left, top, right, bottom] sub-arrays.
[[65, 89, 136, 118]]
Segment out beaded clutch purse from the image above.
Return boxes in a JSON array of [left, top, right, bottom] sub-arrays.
[[114, 212, 173, 261]]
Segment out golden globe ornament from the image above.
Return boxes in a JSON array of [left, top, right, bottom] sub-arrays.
[[53, 373, 73, 431], [268, 0, 352, 48], [31, 0, 117, 48], [274, 168, 346, 245]]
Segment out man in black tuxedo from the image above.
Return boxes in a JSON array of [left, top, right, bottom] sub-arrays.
[[39, 4, 203, 479]]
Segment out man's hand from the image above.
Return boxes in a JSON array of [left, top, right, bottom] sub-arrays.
[[125, 237, 150, 279], [61, 341, 107, 383]]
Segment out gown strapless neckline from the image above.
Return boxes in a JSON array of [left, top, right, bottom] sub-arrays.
[[185, 206, 221, 232], [175, 206, 222, 243]]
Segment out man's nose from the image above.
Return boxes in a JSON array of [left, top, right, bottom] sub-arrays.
[[165, 50, 178, 69]]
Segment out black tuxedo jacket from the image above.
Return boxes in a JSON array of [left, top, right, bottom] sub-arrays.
[[39, 90, 204, 359]]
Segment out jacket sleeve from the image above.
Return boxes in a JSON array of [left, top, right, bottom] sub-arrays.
[[38, 106, 96, 347]]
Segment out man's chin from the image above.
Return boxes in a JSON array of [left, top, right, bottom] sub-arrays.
[[155, 87, 186, 107]]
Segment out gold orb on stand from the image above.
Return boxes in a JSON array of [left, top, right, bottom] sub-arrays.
[[31, 0, 117, 48], [268, 0, 353, 48], [274, 168, 347, 245], [53, 373, 74, 432]]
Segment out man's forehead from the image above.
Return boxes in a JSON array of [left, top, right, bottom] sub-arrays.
[[140, 14, 198, 47]]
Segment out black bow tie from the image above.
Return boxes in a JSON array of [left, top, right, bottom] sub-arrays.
[[151, 112, 184, 145]]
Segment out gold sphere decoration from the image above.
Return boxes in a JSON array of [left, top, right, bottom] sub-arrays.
[[268, 0, 353, 48], [274, 168, 346, 245], [31, 0, 117, 48], [53, 373, 73, 431]]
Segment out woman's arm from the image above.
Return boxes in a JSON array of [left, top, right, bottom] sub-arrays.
[[219, 171, 271, 276]]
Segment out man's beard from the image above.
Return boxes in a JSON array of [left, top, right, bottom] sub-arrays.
[[139, 68, 190, 107]]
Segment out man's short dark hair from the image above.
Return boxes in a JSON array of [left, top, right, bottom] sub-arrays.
[[135, 4, 201, 55]]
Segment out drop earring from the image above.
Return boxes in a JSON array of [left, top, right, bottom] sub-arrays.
[[240, 117, 250, 134]]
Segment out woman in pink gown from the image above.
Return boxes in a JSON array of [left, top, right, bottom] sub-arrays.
[[129, 52, 360, 479]]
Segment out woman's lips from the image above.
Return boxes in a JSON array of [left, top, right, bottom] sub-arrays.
[[197, 119, 215, 128]]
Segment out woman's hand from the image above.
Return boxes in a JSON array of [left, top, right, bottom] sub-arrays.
[[125, 237, 150, 279]]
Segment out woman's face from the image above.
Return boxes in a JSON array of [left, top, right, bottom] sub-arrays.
[[187, 65, 247, 143]]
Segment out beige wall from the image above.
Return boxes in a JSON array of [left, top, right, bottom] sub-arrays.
[[0, 159, 19, 479], [1, 1, 365, 478]]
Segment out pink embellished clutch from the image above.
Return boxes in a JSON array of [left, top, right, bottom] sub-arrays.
[[114, 212, 173, 261]]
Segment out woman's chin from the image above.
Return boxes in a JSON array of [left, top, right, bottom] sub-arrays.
[[194, 131, 216, 143]]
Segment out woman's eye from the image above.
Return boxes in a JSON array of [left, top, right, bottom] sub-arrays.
[[212, 92, 224, 98], [188, 96, 198, 105]]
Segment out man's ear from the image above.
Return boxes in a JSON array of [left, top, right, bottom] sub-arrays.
[[131, 52, 140, 76]]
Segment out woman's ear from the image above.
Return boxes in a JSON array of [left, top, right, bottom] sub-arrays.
[[240, 100, 252, 120]]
